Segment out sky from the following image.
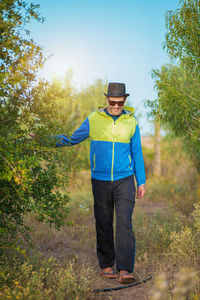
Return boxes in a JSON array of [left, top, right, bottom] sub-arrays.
[[29, 0, 179, 135]]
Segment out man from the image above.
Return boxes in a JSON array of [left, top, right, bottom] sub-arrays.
[[56, 82, 146, 283]]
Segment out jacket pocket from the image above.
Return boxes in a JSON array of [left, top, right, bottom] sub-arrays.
[[128, 154, 133, 169]]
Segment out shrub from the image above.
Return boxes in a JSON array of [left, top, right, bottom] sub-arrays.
[[169, 203, 200, 268], [0, 251, 95, 300]]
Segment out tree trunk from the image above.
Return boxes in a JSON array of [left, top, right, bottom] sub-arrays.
[[154, 120, 161, 176]]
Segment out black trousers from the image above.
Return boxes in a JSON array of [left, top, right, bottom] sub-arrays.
[[91, 175, 136, 273]]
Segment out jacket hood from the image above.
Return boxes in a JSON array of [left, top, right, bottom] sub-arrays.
[[97, 106, 135, 117]]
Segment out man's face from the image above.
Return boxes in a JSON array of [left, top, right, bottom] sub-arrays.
[[107, 96, 126, 115]]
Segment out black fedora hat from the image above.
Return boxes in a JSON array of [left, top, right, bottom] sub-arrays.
[[104, 82, 130, 97]]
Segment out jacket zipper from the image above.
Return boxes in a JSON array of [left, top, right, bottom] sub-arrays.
[[111, 121, 116, 181]]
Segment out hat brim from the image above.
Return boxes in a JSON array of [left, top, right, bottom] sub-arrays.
[[104, 93, 130, 97]]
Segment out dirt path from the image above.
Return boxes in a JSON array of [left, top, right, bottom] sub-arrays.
[[29, 190, 166, 300], [93, 278, 151, 300], [85, 197, 161, 300]]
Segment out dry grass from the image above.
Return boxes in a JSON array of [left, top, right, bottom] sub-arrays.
[[1, 135, 200, 299]]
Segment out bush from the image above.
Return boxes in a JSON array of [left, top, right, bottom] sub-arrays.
[[169, 203, 200, 269], [0, 251, 96, 300]]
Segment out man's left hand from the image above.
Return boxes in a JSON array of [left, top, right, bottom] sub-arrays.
[[137, 185, 146, 198]]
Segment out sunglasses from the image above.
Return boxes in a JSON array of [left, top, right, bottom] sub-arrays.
[[108, 100, 125, 107]]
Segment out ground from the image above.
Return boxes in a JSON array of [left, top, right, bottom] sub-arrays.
[[27, 170, 167, 300]]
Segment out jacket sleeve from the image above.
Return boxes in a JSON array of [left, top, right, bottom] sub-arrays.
[[55, 117, 89, 147], [130, 123, 146, 187]]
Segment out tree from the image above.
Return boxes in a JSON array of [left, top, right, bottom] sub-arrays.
[[0, 0, 70, 246], [147, 0, 200, 170], [165, 0, 200, 72]]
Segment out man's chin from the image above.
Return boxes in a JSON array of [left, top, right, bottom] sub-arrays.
[[111, 109, 121, 115]]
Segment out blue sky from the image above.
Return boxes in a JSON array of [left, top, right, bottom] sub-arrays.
[[29, 0, 179, 135]]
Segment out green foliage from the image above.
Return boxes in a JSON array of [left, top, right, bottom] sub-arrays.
[[165, 0, 200, 71], [0, 82, 71, 243], [146, 0, 200, 170], [48, 75, 107, 170], [0, 0, 45, 95], [0, 1, 71, 245], [148, 64, 200, 169]]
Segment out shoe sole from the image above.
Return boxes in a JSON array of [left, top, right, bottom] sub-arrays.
[[119, 277, 136, 284], [100, 271, 118, 279]]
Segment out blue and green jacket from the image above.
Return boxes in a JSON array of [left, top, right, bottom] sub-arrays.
[[56, 106, 145, 187]]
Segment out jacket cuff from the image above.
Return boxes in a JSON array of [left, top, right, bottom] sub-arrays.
[[137, 182, 145, 187]]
